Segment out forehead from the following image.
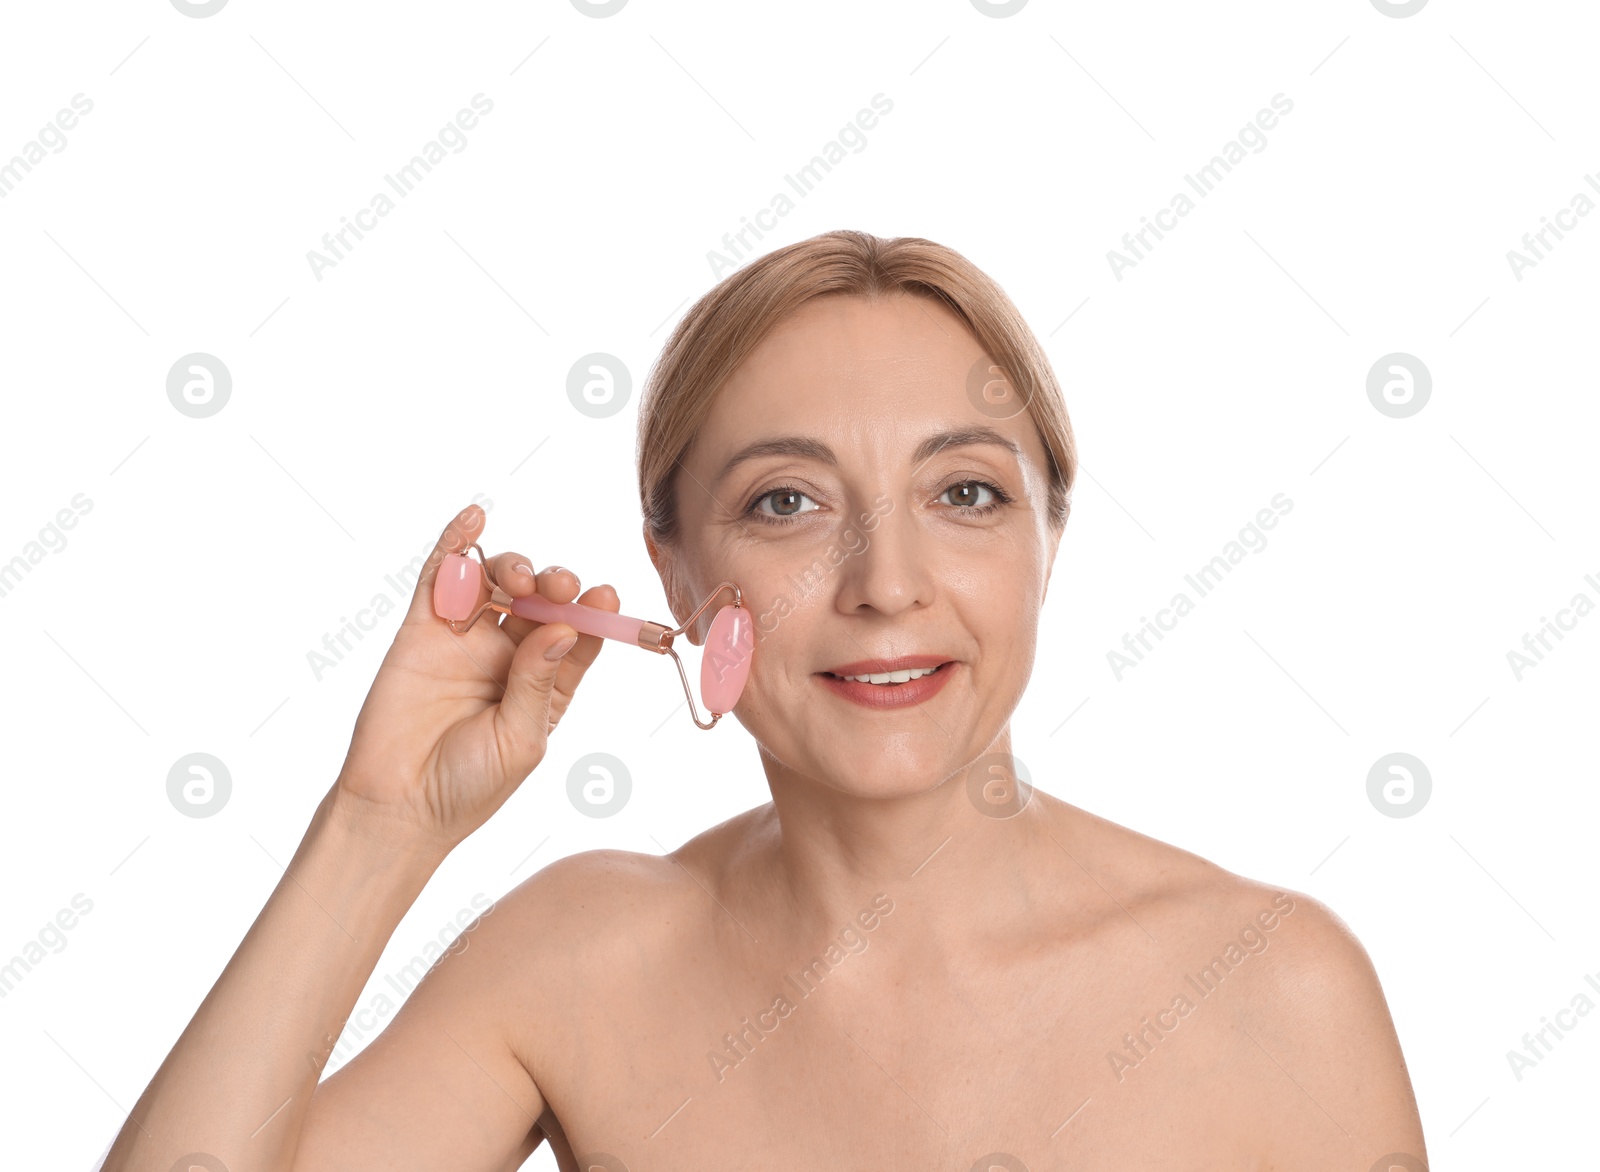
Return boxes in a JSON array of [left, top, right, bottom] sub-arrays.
[[695, 292, 991, 448]]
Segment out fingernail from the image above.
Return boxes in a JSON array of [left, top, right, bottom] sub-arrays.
[[544, 633, 579, 661], [514, 563, 534, 577], [545, 565, 580, 588]]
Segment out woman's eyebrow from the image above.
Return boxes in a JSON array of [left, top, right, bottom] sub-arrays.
[[711, 426, 1022, 492], [711, 436, 835, 491], [909, 426, 1022, 470]]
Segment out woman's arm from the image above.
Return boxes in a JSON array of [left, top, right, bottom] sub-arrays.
[[99, 504, 614, 1172], [98, 788, 476, 1172], [1250, 893, 1428, 1168], [293, 850, 558, 1172]]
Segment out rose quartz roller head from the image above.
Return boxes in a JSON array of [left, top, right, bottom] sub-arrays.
[[432, 542, 752, 730]]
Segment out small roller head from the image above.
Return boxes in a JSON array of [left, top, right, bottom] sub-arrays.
[[700, 605, 754, 714], [433, 552, 484, 622]]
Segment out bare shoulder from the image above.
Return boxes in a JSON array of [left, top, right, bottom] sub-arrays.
[[1039, 795, 1426, 1164], [1198, 876, 1428, 1166], [485, 845, 697, 975], [480, 804, 769, 988], [1038, 793, 1374, 962]]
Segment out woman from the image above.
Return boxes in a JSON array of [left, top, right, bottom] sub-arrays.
[[103, 231, 1426, 1171]]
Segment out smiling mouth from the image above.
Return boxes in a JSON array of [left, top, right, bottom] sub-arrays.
[[821, 662, 953, 686]]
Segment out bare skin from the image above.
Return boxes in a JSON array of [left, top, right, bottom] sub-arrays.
[[104, 292, 1426, 1172]]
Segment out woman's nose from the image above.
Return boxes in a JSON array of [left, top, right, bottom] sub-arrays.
[[829, 506, 935, 617]]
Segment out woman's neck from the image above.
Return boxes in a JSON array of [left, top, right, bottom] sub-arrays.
[[751, 738, 1074, 959]]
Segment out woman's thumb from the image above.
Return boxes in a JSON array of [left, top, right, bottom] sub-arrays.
[[496, 621, 580, 771]]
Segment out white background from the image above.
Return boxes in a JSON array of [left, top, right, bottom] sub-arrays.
[[1, 0, 1595, 1167]]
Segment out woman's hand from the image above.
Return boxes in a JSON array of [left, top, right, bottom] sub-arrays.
[[330, 503, 617, 854]]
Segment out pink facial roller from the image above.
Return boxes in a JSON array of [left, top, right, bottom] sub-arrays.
[[431, 542, 753, 730]]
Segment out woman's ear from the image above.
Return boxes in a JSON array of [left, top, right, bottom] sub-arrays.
[[1041, 521, 1064, 605], [644, 522, 665, 579], [644, 523, 675, 607]]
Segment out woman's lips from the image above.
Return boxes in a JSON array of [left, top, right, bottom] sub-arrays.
[[822, 654, 951, 676], [815, 662, 956, 709]]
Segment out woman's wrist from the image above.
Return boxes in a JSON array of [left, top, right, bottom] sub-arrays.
[[316, 781, 455, 891]]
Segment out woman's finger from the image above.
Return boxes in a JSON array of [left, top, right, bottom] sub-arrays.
[[536, 565, 582, 600], [545, 583, 619, 728], [496, 561, 582, 645], [403, 504, 487, 625]]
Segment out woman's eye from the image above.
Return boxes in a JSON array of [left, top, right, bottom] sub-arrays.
[[942, 480, 1000, 509], [750, 487, 820, 520]]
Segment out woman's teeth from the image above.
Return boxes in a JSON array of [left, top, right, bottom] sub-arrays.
[[832, 665, 944, 685]]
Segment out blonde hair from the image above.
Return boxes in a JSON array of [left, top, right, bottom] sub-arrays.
[[636, 229, 1076, 544]]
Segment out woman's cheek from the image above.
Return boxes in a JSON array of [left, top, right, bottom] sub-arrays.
[[740, 588, 793, 687]]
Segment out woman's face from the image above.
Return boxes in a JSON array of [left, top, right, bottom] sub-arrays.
[[650, 291, 1063, 799]]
